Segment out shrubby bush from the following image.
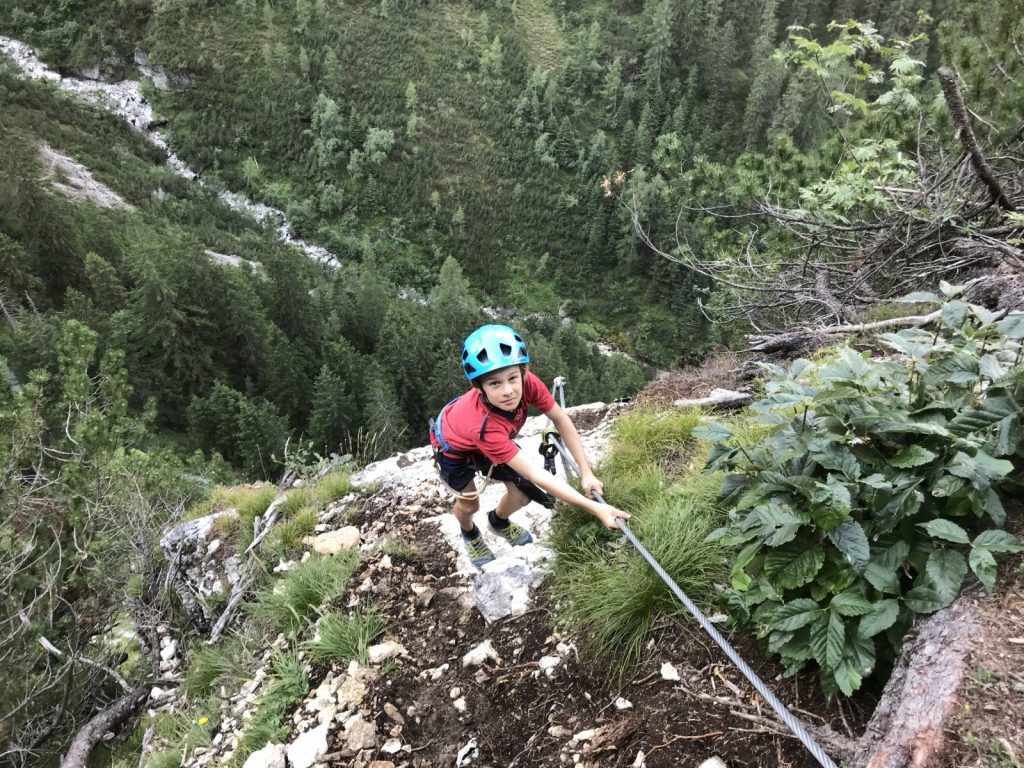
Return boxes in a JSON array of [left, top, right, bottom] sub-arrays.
[[699, 290, 1024, 696]]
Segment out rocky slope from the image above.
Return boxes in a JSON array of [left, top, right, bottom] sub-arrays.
[[152, 401, 848, 768]]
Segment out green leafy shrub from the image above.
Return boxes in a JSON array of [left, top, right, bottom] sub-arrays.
[[700, 292, 1024, 696]]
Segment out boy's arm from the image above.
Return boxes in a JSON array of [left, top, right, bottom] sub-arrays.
[[543, 403, 603, 498], [504, 451, 628, 529]]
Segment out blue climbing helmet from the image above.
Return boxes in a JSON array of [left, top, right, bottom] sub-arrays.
[[461, 324, 530, 381]]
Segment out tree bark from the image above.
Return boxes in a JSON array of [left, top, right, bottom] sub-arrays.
[[856, 597, 980, 768], [59, 684, 149, 768], [937, 67, 1015, 212], [746, 310, 942, 353]]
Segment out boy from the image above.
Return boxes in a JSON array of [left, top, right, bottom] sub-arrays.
[[430, 324, 630, 568]]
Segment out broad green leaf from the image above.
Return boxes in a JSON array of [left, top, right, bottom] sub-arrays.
[[825, 611, 845, 669], [931, 474, 965, 497], [918, 519, 970, 544], [830, 590, 874, 616], [889, 445, 936, 468], [979, 354, 1007, 382], [878, 331, 933, 359], [941, 300, 968, 328], [973, 449, 1014, 480], [970, 304, 1001, 324], [939, 280, 964, 298], [864, 562, 900, 594], [771, 599, 823, 631], [969, 547, 997, 591], [904, 586, 946, 613], [693, 421, 732, 443], [845, 627, 877, 676], [972, 529, 1024, 554], [925, 549, 967, 606], [764, 543, 826, 590], [827, 519, 870, 572], [731, 571, 752, 590], [833, 657, 863, 696], [949, 395, 1016, 437], [859, 599, 899, 637], [995, 313, 1024, 339], [875, 540, 911, 569]]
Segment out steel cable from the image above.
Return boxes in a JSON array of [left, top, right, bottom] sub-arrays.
[[545, 424, 838, 768]]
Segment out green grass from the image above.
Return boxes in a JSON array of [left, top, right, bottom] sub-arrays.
[[378, 536, 423, 563], [182, 636, 253, 700], [304, 607, 386, 664], [264, 506, 319, 561], [145, 750, 183, 768], [234, 651, 308, 766], [247, 552, 360, 635], [600, 407, 705, 480], [549, 405, 730, 678], [309, 469, 352, 509]]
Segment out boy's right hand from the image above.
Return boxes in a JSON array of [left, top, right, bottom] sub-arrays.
[[593, 503, 630, 530]]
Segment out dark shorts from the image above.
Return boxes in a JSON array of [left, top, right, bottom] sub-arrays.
[[436, 452, 555, 508]]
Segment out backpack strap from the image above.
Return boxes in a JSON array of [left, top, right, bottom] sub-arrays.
[[430, 395, 463, 456]]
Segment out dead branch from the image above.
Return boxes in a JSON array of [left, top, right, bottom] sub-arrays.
[[58, 684, 149, 768], [937, 67, 1016, 212], [746, 310, 941, 353]]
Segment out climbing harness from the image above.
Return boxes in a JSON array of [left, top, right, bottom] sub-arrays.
[[547, 381, 839, 768], [429, 396, 496, 500]]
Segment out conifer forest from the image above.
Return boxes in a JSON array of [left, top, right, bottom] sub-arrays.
[[1, 0, 1023, 766]]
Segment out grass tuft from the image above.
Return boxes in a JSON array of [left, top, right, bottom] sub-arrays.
[[264, 506, 319, 561], [304, 607, 386, 664], [182, 636, 253, 700], [550, 405, 730, 680], [378, 536, 422, 563], [600, 407, 704, 480], [235, 651, 308, 766], [310, 469, 352, 509], [552, 481, 728, 677], [247, 552, 359, 635]]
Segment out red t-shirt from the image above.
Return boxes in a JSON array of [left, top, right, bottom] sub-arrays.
[[431, 371, 555, 464]]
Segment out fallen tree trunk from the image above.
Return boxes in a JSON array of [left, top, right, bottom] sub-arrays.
[[60, 684, 150, 768], [673, 388, 752, 410], [746, 310, 942, 354], [757, 596, 980, 767]]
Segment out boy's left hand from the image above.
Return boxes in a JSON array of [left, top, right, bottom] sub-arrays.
[[581, 472, 604, 500]]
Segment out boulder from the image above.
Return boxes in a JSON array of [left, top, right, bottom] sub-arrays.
[[242, 743, 285, 768], [304, 527, 360, 554]]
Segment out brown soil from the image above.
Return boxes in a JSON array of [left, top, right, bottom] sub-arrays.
[[338, 493, 873, 768], [637, 353, 746, 408], [940, 556, 1024, 768]]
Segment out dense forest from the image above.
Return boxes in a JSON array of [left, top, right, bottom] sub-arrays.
[[2, 0, 1023, 765]]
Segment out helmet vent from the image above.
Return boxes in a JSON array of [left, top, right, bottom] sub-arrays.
[[499, 343, 512, 357], [464, 363, 474, 375], [476, 349, 489, 365]]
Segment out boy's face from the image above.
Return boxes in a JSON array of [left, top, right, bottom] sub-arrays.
[[478, 366, 523, 411]]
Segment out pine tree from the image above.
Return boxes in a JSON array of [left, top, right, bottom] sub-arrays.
[[552, 116, 579, 169], [361, 359, 405, 458], [742, 0, 783, 151], [643, 0, 675, 89]]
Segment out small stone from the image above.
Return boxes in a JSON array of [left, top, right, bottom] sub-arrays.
[[379, 554, 393, 569], [383, 702, 405, 724], [368, 763, 396, 768], [548, 725, 571, 738], [337, 677, 368, 707], [286, 724, 329, 768], [573, 729, 596, 743], [462, 639, 501, 668], [159, 640, 177, 661], [303, 526, 360, 554], [242, 743, 285, 768], [381, 738, 403, 754], [367, 641, 406, 664], [698, 759, 727, 768], [453, 697, 467, 712], [206, 539, 221, 556], [613, 697, 632, 710], [345, 718, 378, 753], [660, 662, 681, 681]]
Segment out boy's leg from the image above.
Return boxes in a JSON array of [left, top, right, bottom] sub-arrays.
[[485, 478, 535, 546], [436, 452, 495, 568]]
